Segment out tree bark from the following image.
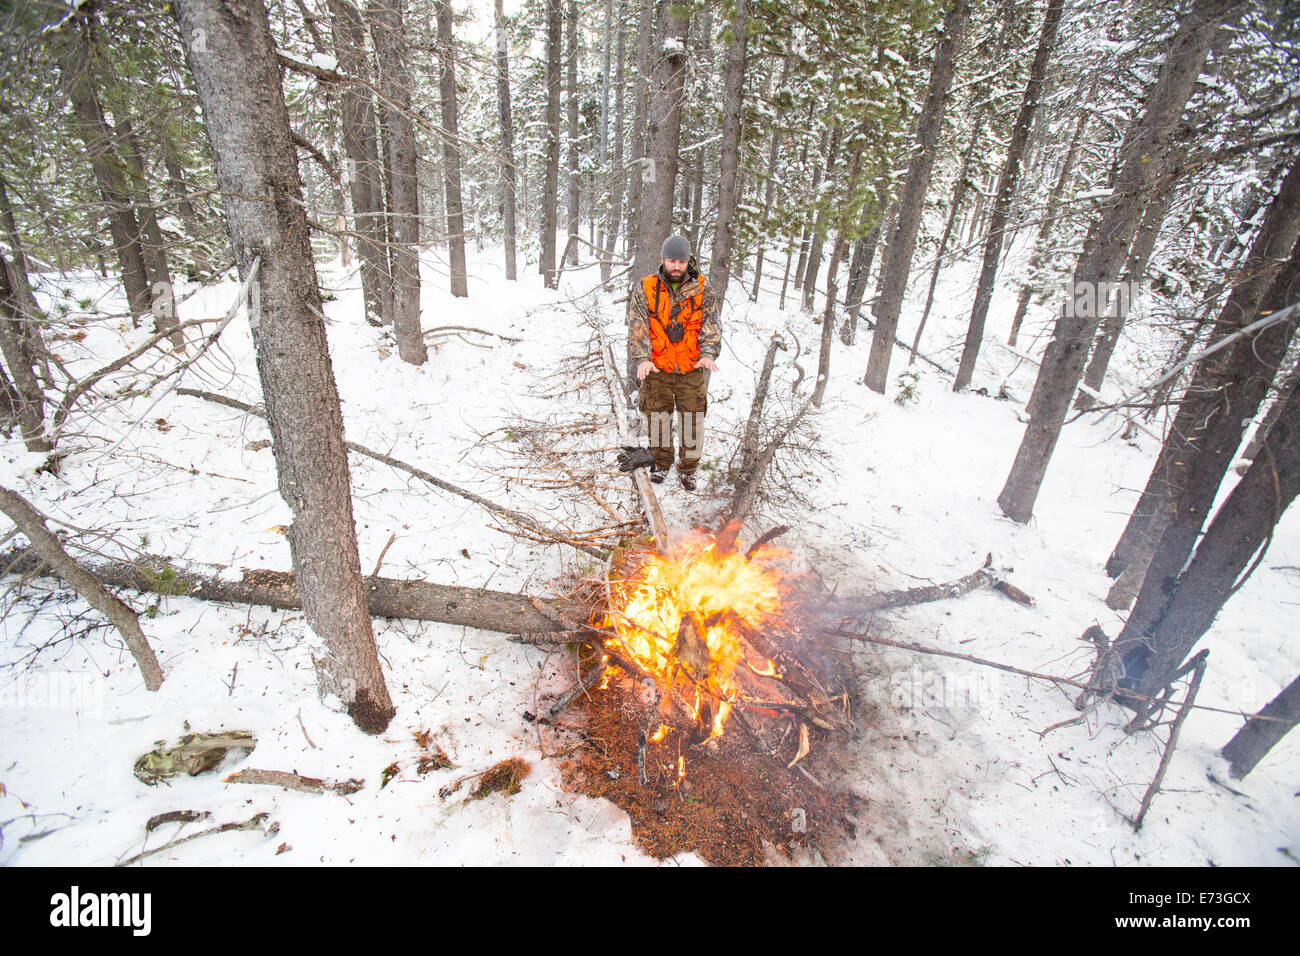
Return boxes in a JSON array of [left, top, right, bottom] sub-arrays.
[[1221, 671, 1300, 779], [0, 174, 53, 392], [60, 19, 153, 324], [541, 0, 563, 288], [434, 0, 469, 298], [911, 109, 987, 363], [953, 0, 1064, 392], [623, 0, 655, 269], [1114, 238, 1300, 694], [565, 0, 580, 268], [0, 174, 49, 331], [600, 0, 628, 286], [1075, 23, 1236, 408], [0, 253, 49, 451], [1007, 82, 1093, 348], [631, 0, 691, 286], [750, 57, 791, 303], [996, 0, 1245, 523], [864, 0, 970, 394], [710, 0, 748, 309], [155, 125, 215, 277], [117, 119, 185, 350], [1075, 182, 1174, 407], [1107, 159, 1300, 578], [800, 122, 844, 315], [632, 2, 691, 285], [328, 0, 393, 327], [840, 207, 887, 346], [369, 0, 427, 363], [494, 0, 518, 281], [1, 548, 563, 636], [1119, 359, 1300, 704], [176, 0, 396, 733]]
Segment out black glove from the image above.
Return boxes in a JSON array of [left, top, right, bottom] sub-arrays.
[[616, 446, 656, 472]]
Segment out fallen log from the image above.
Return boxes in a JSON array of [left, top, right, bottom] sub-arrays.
[[1, 548, 563, 635], [2, 550, 1029, 651]]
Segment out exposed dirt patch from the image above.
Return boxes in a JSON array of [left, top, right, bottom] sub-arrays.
[[557, 671, 864, 866]]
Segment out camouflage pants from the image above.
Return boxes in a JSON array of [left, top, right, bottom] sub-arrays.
[[638, 367, 709, 473]]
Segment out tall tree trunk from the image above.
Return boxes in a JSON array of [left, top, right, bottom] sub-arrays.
[[840, 203, 889, 347], [624, 0, 655, 268], [800, 122, 844, 314], [912, 0, 1018, 360], [813, 235, 847, 407], [793, 116, 829, 293], [1007, 79, 1094, 347], [435, 0, 469, 298], [1076, 25, 1236, 407], [596, 0, 611, 261], [1118, 359, 1300, 705], [329, 0, 393, 326], [1107, 160, 1300, 582], [493, 0, 518, 280], [60, 20, 152, 324], [686, 3, 712, 259], [688, 139, 704, 254], [0, 175, 53, 389], [953, 0, 1064, 391], [631, 1, 690, 284], [1221, 670, 1300, 779], [750, 57, 790, 303], [911, 111, 987, 363], [838, 237, 868, 344], [864, 0, 970, 394], [1075, 184, 1174, 406], [541, 0, 563, 288], [0, 252, 49, 451], [1239, 353, 1300, 468], [600, 0, 628, 286], [369, 0, 427, 362], [117, 119, 185, 350], [1113, 240, 1300, 692], [565, 0, 580, 267], [176, 0, 396, 733], [997, 0, 1244, 524], [155, 125, 215, 277]]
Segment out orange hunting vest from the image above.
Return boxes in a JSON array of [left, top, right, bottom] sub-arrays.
[[643, 273, 705, 373]]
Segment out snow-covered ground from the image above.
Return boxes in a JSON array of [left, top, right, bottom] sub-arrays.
[[2, 235, 1296, 866]]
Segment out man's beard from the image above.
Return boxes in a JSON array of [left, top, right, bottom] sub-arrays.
[[666, 267, 685, 280]]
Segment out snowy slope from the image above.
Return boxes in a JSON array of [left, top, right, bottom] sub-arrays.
[[1, 236, 1296, 867]]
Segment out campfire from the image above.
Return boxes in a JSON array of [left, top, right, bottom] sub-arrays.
[[599, 531, 787, 742], [546, 527, 862, 865]]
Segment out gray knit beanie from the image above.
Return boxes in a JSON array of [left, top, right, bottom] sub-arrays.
[[660, 234, 691, 260]]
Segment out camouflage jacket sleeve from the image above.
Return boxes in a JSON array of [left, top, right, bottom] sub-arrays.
[[627, 279, 652, 365], [698, 277, 722, 360]]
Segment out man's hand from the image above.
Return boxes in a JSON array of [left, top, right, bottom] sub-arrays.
[[636, 360, 654, 381], [695, 356, 719, 372]]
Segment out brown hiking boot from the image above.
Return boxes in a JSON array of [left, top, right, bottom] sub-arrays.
[[649, 465, 668, 484], [679, 471, 697, 491]]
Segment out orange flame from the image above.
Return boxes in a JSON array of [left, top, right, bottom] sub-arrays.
[[606, 532, 788, 739]]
